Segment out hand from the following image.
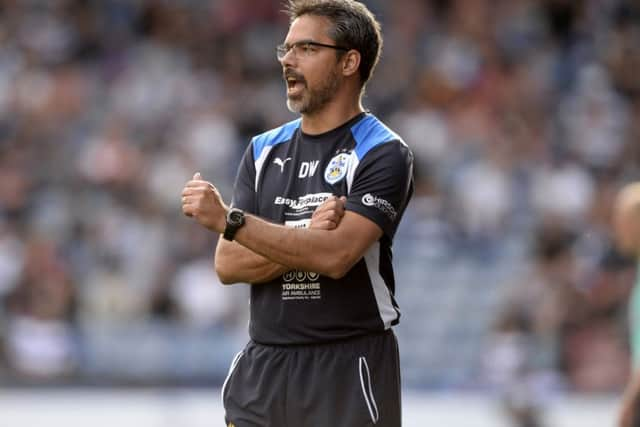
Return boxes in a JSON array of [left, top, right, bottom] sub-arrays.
[[181, 172, 228, 233], [309, 196, 346, 230]]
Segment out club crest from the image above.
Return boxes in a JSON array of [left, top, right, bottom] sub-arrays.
[[324, 153, 350, 184]]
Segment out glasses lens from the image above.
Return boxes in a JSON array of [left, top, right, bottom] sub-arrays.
[[276, 45, 287, 59]]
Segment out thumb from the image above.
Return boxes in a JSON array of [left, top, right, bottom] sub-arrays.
[[193, 172, 202, 180], [339, 196, 347, 203]]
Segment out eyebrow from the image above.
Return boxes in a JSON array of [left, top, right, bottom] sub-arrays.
[[282, 39, 349, 51], [282, 39, 318, 47]]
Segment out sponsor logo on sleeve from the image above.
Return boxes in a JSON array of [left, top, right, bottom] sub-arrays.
[[362, 193, 397, 221], [324, 153, 350, 184]]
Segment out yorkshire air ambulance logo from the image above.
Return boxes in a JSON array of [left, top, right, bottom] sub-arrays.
[[324, 153, 350, 184]]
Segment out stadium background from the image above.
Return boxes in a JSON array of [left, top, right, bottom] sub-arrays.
[[0, 0, 638, 425]]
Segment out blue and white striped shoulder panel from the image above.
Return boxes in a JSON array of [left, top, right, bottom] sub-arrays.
[[251, 118, 301, 160], [344, 114, 407, 193], [251, 118, 301, 191], [350, 114, 405, 161]]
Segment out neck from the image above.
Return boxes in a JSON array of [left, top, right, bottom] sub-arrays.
[[300, 93, 364, 135]]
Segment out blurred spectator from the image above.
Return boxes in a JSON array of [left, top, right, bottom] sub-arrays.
[[4, 235, 77, 378], [484, 222, 632, 427], [169, 256, 247, 330], [0, 0, 638, 395]]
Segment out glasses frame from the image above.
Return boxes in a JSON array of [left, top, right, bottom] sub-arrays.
[[276, 40, 349, 60]]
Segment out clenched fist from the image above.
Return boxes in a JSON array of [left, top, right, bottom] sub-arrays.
[[181, 172, 228, 233], [310, 195, 346, 230]]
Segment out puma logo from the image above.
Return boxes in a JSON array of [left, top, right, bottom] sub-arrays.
[[274, 157, 292, 173]]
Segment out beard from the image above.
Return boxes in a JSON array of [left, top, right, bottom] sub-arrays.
[[286, 68, 341, 115]]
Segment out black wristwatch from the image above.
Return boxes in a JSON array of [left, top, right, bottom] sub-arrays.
[[223, 208, 245, 241]]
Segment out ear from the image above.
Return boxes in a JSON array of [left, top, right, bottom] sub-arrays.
[[341, 50, 361, 78]]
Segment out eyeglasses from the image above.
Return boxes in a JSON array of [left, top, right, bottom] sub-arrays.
[[276, 40, 349, 60]]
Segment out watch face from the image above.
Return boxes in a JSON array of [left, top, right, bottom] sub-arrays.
[[224, 209, 245, 241], [228, 209, 244, 225]]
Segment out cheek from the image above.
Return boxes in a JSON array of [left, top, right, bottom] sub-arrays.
[[615, 218, 628, 244], [615, 215, 640, 251], [302, 68, 318, 87], [632, 223, 640, 247], [303, 62, 333, 86]]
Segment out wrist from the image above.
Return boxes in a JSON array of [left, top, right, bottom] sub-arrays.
[[223, 208, 245, 241], [218, 207, 229, 234]]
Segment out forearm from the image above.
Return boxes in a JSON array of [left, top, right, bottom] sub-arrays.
[[215, 239, 290, 284], [181, 178, 374, 279], [233, 213, 371, 279]]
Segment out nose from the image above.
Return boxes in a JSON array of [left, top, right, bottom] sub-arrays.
[[279, 48, 296, 67]]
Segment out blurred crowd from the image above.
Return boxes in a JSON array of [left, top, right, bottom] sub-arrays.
[[0, 0, 639, 399]]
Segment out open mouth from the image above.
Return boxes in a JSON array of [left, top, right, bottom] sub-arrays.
[[285, 71, 306, 97]]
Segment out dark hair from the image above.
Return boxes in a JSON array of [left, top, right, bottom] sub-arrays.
[[285, 0, 383, 89]]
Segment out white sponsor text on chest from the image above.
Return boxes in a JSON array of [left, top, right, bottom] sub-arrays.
[[274, 192, 333, 209]]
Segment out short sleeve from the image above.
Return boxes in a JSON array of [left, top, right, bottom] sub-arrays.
[[231, 142, 257, 214], [345, 141, 414, 239]]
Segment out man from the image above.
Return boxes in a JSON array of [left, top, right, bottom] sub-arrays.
[[614, 182, 640, 427], [182, 1, 413, 425]]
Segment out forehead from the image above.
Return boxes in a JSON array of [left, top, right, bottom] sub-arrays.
[[285, 15, 334, 43]]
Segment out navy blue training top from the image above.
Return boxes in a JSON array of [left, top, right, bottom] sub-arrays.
[[231, 112, 414, 345]]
